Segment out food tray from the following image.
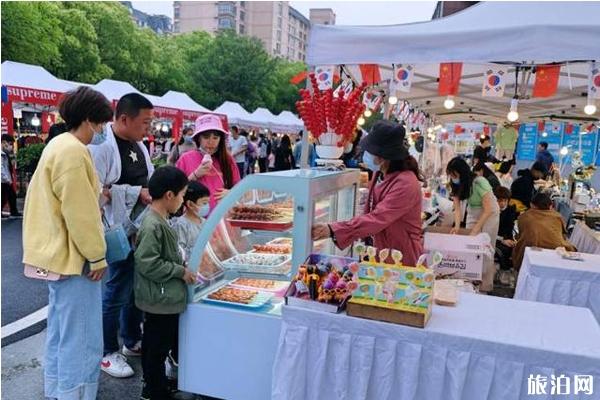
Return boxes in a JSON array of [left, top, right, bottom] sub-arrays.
[[222, 253, 291, 274], [267, 237, 293, 246], [251, 244, 292, 254], [227, 218, 293, 231], [229, 278, 290, 296], [202, 285, 274, 309]]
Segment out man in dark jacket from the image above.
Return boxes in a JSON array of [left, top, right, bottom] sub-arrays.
[[510, 161, 547, 211], [535, 141, 554, 172], [494, 186, 519, 284]]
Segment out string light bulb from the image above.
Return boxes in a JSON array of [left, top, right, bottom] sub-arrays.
[[443, 95, 455, 110], [357, 117, 365, 126], [560, 146, 569, 156], [584, 96, 597, 115], [31, 114, 40, 127], [388, 95, 398, 105], [364, 109, 372, 118], [507, 98, 519, 122]]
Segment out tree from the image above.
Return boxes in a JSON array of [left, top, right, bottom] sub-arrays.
[[188, 30, 278, 111], [1, 2, 62, 69], [53, 7, 111, 82], [268, 60, 305, 114]]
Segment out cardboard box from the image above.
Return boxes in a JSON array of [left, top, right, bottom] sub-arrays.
[[424, 227, 488, 281]]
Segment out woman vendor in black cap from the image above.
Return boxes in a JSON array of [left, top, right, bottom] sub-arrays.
[[312, 120, 424, 266]]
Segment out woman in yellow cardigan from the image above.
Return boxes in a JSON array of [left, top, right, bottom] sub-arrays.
[[22, 86, 113, 400]]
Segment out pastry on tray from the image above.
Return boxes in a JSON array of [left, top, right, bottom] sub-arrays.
[[232, 278, 276, 289], [226, 253, 289, 266], [252, 244, 292, 254], [207, 286, 258, 304], [229, 205, 284, 221]]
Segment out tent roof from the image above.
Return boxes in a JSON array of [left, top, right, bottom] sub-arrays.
[[92, 79, 140, 102], [213, 101, 253, 125], [161, 90, 210, 112], [1, 61, 75, 93], [246, 107, 278, 128], [273, 111, 304, 132], [308, 2, 600, 65]]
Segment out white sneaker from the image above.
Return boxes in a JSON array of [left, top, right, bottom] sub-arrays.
[[122, 341, 142, 357], [101, 352, 134, 378]]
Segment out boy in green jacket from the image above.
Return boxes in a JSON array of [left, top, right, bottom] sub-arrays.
[[134, 166, 196, 400]]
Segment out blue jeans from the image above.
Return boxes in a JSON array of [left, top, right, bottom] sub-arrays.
[[45, 269, 102, 400], [102, 252, 142, 355]]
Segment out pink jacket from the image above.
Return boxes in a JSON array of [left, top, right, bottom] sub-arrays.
[[331, 170, 423, 266], [176, 150, 241, 210]]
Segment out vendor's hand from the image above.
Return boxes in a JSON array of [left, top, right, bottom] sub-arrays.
[[139, 188, 152, 205], [449, 227, 459, 235], [502, 239, 517, 248], [193, 162, 212, 179], [87, 267, 106, 282], [214, 188, 229, 200], [102, 188, 112, 200], [312, 224, 331, 241], [182, 268, 197, 285]]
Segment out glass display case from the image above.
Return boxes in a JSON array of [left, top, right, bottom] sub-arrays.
[[179, 169, 360, 400]]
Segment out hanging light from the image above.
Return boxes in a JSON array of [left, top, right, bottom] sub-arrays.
[[560, 146, 569, 156], [46, 114, 52, 123], [441, 128, 448, 134], [584, 96, 597, 115], [31, 114, 40, 127], [388, 95, 398, 105], [480, 134, 486, 140], [507, 97, 519, 122], [427, 127, 434, 134], [443, 95, 455, 110], [542, 131, 548, 137], [357, 117, 365, 126], [364, 109, 372, 118], [161, 123, 169, 133]]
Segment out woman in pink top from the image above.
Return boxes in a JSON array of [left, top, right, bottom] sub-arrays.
[[176, 114, 240, 210], [312, 121, 424, 266]]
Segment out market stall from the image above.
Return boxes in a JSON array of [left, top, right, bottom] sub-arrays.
[[213, 101, 254, 127], [514, 247, 600, 324], [272, 110, 304, 134], [1, 61, 75, 137], [179, 169, 360, 399], [570, 220, 600, 255], [245, 107, 279, 131]]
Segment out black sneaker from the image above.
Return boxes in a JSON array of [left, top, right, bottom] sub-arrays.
[[140, 384, 150, 400]]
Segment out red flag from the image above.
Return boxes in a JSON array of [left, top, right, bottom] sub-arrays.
[[359, 64, 381, 85], [532, 65, 560, 98], [290, 71, 308, 85], [438, 63, 463, 96], [565, 123, 574, 135], [537, 121, 545, 132]]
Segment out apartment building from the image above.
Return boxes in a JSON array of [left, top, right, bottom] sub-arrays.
[[173, 1, 321, 62]]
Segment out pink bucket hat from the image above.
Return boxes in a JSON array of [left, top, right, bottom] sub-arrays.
[[193, 114, 229, 138]]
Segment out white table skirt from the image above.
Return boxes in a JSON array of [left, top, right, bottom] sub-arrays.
[[570, 221, 600, 255], [272, 293, 600, 400], [514, 247, 600, 324]]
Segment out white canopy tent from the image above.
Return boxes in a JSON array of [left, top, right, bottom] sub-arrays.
[[161, 90, 211, 113], [1, 61, 76, 93], [92, 79, 140, 102], [307, 2, 600, 123], [273, 111, 304, 133], [213, 101, 253, 126], [246, 107, 279, 130]]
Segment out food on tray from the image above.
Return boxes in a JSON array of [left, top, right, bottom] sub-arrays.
[[207, 286, 258, 304], [232, 278, 276, 289], [229, 205, 283, 221], [293, 258, 357, 304], [268, 237, 293, 246], [225, 253, 289, 266], [252, 244, 292, 254]]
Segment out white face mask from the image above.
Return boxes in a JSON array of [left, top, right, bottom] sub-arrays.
[[197, 204, 210, 218], [362, 151, 380, 172]]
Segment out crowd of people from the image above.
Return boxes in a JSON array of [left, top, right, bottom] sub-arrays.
[[15, 85, 578, 400]]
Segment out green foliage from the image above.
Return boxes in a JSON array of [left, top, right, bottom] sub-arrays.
[[1, 2, 303, 114], [16, 143, 45, 173]]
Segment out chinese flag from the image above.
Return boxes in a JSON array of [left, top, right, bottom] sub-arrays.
[[359, 64, 381, 85], [532, 65, 560, 98], [438, 63, 463, 96], [290, 71, 307, 85], [537, 120, 545, 132], [565, 123, 574, 135]]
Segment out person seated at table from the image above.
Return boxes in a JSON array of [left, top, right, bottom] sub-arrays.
[[510, 161, 547, 212], [494, 186, 519, 285], [512, 192, 576, 270]]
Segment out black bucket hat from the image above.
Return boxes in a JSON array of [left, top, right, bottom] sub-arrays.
[[359, 120, 409, 161]]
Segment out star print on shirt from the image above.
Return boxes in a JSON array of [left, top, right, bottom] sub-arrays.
[[129, 150, 138, 163]]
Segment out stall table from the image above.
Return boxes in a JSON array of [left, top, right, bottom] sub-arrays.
[[514, 247, 600, 324], [272, 293, 600, 400], [570, 220, 600, 255]]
